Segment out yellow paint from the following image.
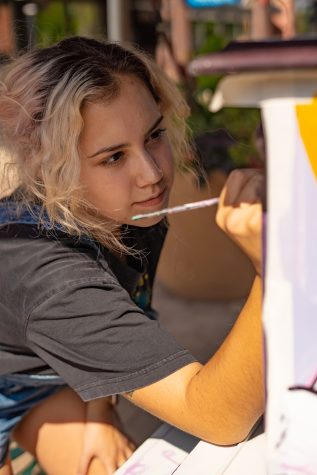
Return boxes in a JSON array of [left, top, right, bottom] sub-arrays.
[[296, 96, 317, 180]]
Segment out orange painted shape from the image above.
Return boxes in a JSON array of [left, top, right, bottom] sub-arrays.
[[296, 96, 317, 180]]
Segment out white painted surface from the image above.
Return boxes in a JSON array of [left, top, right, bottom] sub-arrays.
[[115, 423, 266, 475]]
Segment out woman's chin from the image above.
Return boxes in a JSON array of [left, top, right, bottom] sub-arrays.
[[130, 214, 165, 227]]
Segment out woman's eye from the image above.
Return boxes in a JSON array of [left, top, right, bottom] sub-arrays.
[[148, 128, 166, 143], [101, 151, 124, 166]]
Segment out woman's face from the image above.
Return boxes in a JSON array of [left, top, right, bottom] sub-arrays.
[[79, 75, 174, 227]]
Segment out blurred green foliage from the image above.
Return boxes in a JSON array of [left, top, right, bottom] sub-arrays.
[[36, 1, 102, 47], [37, 2, 77, 46], [189, 21, 262, 168], [296, 1, 317, 34]]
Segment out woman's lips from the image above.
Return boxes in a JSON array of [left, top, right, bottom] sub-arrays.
[[135, 188, 167, 208]]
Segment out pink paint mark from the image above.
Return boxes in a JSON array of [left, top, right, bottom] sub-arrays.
[[281, 462, 315, 475], [308, 372, 317, 388], [162, 449, 180, 466], [122, 460, 147, 475]]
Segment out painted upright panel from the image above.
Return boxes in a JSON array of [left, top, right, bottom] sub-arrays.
[[264, 95, 317, 474]]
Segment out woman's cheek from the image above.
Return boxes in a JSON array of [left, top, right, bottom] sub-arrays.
[[162, 142, 175, 184]]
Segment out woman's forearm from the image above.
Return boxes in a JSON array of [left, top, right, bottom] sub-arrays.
[[126, 276, 264, 445], [185, 275, 264, 444]]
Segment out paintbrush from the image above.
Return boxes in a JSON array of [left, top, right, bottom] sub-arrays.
[[132, 197, 220, 221]]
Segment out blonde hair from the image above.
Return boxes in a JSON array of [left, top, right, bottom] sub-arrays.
[[0, 36, 192, 252]]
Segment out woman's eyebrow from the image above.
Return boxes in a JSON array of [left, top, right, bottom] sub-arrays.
[[88, 115, 164, 158]]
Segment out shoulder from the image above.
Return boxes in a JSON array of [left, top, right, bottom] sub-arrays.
[[0, 223, 119, 313]]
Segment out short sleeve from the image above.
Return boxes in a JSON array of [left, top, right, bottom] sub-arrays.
[[26, 277, 196, 401]]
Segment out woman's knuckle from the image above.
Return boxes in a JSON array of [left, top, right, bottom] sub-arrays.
[[229, 169, 244, 181], [225, 215, 239, 235]]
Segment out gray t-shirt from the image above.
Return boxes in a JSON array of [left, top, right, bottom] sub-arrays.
[[0, 222, 195, 401]]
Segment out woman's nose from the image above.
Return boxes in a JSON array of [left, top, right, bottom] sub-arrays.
[[135, 151, 163, 187]]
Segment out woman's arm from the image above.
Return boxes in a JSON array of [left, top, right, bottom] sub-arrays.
[[124, 277, 263, 445], [123, 169, 265, 445]]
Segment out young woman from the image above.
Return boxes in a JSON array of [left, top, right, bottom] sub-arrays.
[[0, 37, 264, 475]]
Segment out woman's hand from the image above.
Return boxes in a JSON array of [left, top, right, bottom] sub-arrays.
[[77, 399, 135, 475], [216, 169, 265, 275]]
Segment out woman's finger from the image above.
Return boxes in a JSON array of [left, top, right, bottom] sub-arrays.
[[104, 460, 116, 474], [117, 452, 129, 467], [77, 452, 92, 475], [216, 170, 264, 229], [221, 202, 262, 238], [124, 447, 134, 459], [234, 173, 265, 206], [220, 169, 261, 206], [128, 440, 136, 451]]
